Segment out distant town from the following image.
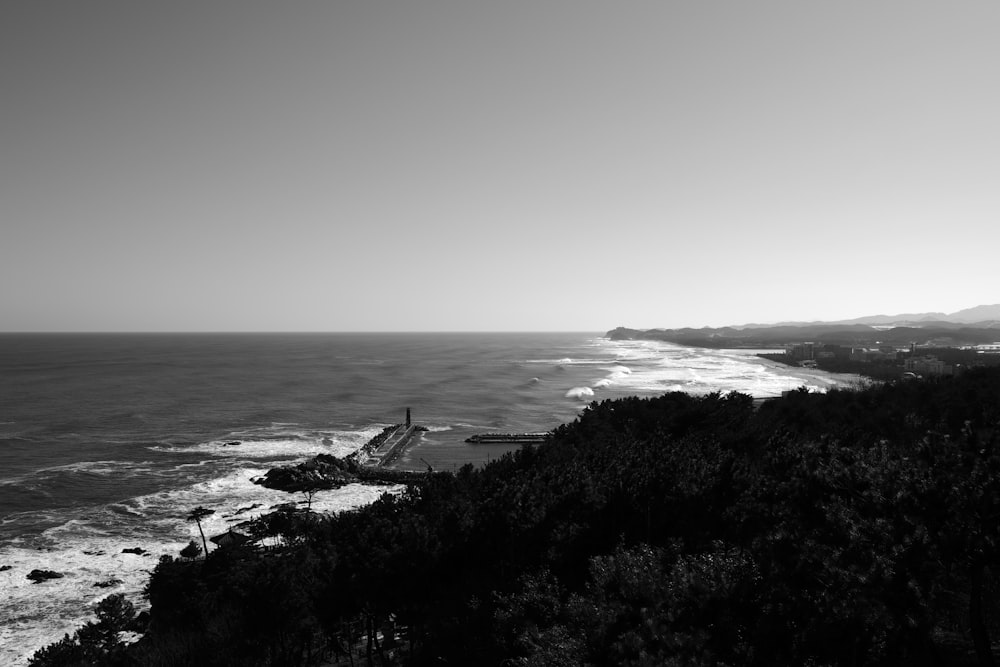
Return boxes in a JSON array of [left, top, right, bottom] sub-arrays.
[[608, 303, 1000, 381], [762, 339, 1000, 380]]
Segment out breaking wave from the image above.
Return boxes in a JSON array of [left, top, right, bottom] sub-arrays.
[[565, 387, 595, 400]]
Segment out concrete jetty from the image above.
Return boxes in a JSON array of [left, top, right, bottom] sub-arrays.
[[373, 423, 418, 467], [350, 409, 422, 468], [465, 432, 548, 445]]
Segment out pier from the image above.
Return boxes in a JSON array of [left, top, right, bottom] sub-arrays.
[[350, 408, 423, 468], [372, 423, 418, 466], [465, 432, 549, 445]]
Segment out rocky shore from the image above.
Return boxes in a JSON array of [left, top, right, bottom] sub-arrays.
[[253, 452, 424, 494]]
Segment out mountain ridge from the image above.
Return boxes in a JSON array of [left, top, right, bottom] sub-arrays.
[[737, 303, 1000, 329]]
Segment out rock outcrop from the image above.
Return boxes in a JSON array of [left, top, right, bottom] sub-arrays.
[[27, 569, 64, 583]]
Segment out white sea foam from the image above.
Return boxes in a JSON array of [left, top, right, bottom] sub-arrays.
[[0, 461, 403, 666], [592, 379, 612, 389], [148, 438, 352, 460], [40, 460, 160, 476], [565, 387, 595, 400], [147, 426, 382, 461], [0, 528, 172, 667], [594, 338, 856, 398], [525, 358, 606, 366], [0, 460, 167, 490]]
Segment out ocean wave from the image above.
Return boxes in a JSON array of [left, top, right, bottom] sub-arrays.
[[524, 358, 608, 366], [0, 531, 167, 667], [38, 460, 159, 476], [146, 430, 378, 460], [565, 387, 595, 400], [0, 467, 405, 666], [586, 341, 859, 399]]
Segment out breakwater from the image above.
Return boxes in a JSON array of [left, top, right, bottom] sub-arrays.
[[346, 424, 404, 466], [465, 432, 549, 444], [373, 424, 418, 467], [347, 411, 423, 468]]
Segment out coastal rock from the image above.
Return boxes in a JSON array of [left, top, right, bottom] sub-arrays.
[[94, 578, 123, 588], [27, 569, 64, 583], [0, 565, 12, 572], [232, 503, 263, 516], [121, 547, 146, 555], [254, 453, 358, 492], [223, 441, 241, 447]]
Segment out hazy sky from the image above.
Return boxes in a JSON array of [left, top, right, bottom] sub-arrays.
[[2, 2, 998, 331]]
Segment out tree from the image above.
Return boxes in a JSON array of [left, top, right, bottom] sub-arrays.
[[186, 506, 215, 559], [180, 539, 202, 560], [28, 594, 135, 667], [301, 480, 327, 512]]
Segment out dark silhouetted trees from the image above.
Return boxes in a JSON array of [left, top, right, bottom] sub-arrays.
[[34, 367, 1000, 665]]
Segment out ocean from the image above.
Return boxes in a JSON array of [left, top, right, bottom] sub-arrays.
[[0, 332, 856, 664]]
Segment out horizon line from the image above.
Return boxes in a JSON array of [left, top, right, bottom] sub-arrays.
[[0, 330, 612, 335]]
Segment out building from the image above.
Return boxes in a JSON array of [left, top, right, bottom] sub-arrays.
[[209, 529, 251, 548], [787, 342, 816, 361], [904, 355, 954, 376]]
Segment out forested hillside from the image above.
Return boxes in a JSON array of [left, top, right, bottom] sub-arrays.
[[33, 368, 1000, 666]]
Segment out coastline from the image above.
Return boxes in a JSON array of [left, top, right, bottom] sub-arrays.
[[751, 352, 863, 393], [3, 334, 866, 664]]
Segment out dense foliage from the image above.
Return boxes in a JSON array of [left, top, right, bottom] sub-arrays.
[[32, 368, 1000, 666]]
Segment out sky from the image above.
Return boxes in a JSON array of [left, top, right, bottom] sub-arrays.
[[2, 1, 998, 332]]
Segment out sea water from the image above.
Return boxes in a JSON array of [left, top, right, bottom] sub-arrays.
[[0, 332, 854, 664]]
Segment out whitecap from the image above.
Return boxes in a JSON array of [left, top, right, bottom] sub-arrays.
[[565, 387, 595, 400], [146, 428, 381, 461], [38, 460, 158, 476], [0, 467, 404, 666], [592, 379, 612, 389]]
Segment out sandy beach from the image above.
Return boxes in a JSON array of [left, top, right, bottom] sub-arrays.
[[752, 353, 864, 393]]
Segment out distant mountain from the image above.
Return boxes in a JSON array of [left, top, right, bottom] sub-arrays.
[[947, 304, 1000, 323], [835, 312, 949, 326], [741, 304, 1000, 328]]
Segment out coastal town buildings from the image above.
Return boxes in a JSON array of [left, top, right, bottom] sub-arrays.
[[904, 355, 954, 377], [787, 342, 816, 361]]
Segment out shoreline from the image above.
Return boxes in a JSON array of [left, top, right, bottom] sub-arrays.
[[751, 353, 863, 393], [3, 338, 864, 664]]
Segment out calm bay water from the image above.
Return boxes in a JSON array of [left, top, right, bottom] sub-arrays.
[[0, 332, 855, 664]]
